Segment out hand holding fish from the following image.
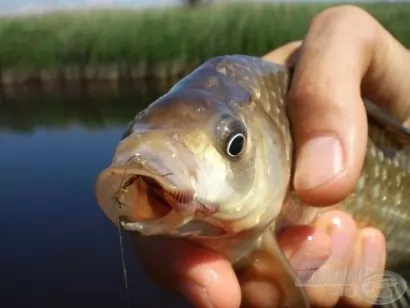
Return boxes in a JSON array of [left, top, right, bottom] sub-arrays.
[[256, 7, 410, 306], [95, 5, 410, 308]]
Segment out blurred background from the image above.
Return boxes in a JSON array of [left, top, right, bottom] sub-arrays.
[[2, 0, 408, 16], [0, 1, 409, 308]]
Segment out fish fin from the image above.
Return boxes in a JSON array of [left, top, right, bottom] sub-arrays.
[[235, 230, 310, 308], [365, 99, 410, 151], [287, 66, 295, 92]]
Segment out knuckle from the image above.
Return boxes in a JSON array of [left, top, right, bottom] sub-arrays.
[[310, 5, 373, 29], [287, 79, 318, 109], [307, 4, 377, 48]]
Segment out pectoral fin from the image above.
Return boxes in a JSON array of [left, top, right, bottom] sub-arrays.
[[235, 230, 309, 308]]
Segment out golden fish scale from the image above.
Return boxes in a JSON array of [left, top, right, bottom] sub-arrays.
[[341, 124, 410, 268], [214, 55, 410, 271]]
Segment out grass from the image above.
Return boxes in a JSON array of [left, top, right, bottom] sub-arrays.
[[1, 3, 410, 130], [0, 3, 409, 71]]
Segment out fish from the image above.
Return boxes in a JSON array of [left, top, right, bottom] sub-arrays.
[[94, 55, 410, 308]]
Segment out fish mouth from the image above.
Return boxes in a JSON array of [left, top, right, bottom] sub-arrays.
[[118, 174, 194, 221], [95, 157, 225, 238]]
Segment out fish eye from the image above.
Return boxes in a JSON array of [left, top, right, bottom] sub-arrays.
[[216, 115, 247, 159], [226, 133, 246, 157]]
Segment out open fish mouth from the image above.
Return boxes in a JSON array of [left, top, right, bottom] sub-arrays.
[[116, 174, 194, 221], [95, 159, 225, 238]]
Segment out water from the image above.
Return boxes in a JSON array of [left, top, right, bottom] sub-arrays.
[[0, 81, 191, 308]]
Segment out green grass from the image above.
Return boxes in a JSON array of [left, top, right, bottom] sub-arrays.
[[0, 3, 409, 70]]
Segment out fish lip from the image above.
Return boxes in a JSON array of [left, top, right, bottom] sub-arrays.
[[95, 155, 221, 236], [115, 173, 224, 237], [121, 171, 219, 217]]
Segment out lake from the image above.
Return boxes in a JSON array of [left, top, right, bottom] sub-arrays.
[[0, 80, 191, 308]]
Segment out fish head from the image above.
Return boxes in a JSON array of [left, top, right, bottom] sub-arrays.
[[95, 72, 292, 239]]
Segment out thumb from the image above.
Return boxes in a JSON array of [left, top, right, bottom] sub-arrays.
[[285, 6, 410, 205]]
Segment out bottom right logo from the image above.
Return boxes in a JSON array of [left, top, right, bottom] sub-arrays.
[[359, 271, 408, 306]]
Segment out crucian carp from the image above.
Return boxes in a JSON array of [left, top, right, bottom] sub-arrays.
[[95, 55, 410, 308]]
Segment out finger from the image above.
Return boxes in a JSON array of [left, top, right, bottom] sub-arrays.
[[262, 41, 302, 66], [304, 212, 386, 308], [339, 228, 386, 307], [236, 212, 385, 308], [303, 211, 358, 307], [339, 227, 365, 306], [132, 236, 241, 308], [278, 225, 331, 274], [238, 225, 331, 308], [287, 5, 410, 206]]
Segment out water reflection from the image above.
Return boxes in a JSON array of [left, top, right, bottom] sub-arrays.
[[0, 79, 177, 132], [0, 80, 191, 308]]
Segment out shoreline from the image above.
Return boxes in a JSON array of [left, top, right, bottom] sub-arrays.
[[0, 60, 200, 85], [0, 71, 180, 100], [0, 77, 175, 133], [0, 61, 201, 98]]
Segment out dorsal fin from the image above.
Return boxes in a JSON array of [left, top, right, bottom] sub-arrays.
[[365, 99, 410, 149]]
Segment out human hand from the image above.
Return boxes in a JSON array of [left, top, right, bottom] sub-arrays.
[[133, 5, 410, 308]]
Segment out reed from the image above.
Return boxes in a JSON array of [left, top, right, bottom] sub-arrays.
[[0, 3, 409, 80]]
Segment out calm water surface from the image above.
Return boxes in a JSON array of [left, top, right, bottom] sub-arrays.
[[0, 82, 191, 308]]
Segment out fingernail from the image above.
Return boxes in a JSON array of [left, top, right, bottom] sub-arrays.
[[294, 136, 344, 190], [177, 280, 215, 308]]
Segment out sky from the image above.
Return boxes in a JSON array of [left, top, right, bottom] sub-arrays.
[[0, 0, 407, 15], [0, 0, 180, 15]]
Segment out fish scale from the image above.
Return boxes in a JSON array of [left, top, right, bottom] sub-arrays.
[[217, 55, 410, 307], [95, 55, 410, 308], [215, 55, 410, 268]]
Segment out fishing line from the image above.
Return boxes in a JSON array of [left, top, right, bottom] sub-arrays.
[[114, 157, 134, 308], [118, 226, 132, 308]]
